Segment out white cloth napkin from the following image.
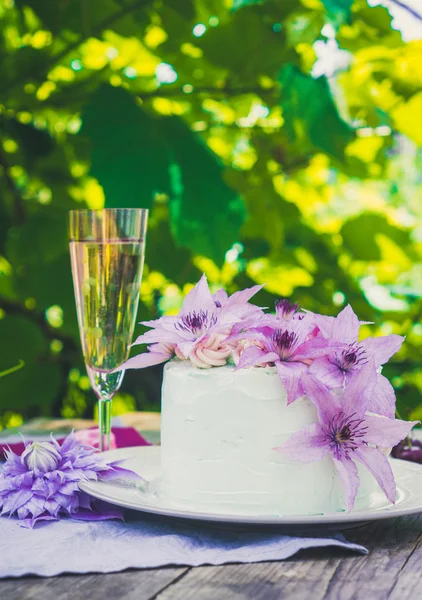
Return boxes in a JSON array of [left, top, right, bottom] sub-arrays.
[[0, 511, 367, 578]]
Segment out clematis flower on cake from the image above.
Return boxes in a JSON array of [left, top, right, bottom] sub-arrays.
[[274, 363, 418, 511], [231, 302, 340, 403], [309, 304, 404, 418], [119, 274, 263, 370]]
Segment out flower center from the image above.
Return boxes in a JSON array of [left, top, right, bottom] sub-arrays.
[[272, 329, 298, 360], [175, 310, 217, 336], [324, 412, 368, 460], [336, 344, 367, 372], [275, 299, 301, 320]]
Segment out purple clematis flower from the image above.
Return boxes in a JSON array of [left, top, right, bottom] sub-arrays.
[[274, 363, 418, 512], [119, 275, 263, 370], [234, 316, 340, 404], [309, 305, 404, 417], [0, 432, 142, 528]]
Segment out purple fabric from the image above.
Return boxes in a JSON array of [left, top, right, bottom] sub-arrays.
[[0, 427, 150, 457]]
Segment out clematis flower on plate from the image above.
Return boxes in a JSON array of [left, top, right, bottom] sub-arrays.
[[0, 432, 142, 528], [234, 315, 340, 404], [309, 305, 404, 417], [274, 363, 418, 512], [118, 274, 263, 371]]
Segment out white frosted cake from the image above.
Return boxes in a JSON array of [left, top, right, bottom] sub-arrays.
[[159, 360, 378, 516], [122, 276, 415, 516]]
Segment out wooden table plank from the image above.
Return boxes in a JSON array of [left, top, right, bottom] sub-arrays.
[[0, 568, 189, 600], [1, 516, 421, 600], [144, 517, 422, 600]]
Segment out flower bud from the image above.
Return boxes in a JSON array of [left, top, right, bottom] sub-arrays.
[[22, 441, 61, 474]]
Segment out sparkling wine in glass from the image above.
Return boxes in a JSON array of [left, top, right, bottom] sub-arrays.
[[69, 208, 148, 451]]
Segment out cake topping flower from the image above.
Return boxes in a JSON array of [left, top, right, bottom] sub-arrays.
[[233, 317, 340, 403], [275, 299, 302, 321], [118, 274, 263, 371], [310, 304, 404, 417], [274, 363, 418, 511]]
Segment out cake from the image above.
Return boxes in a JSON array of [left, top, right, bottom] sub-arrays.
[[120, 274, 417, 515], [159, 361, 378, 515]]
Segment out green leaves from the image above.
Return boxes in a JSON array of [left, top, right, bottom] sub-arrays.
[[279, 65, 354, 159], [167, 117, 246, 265], [81, 85, 170, 210], [321, 0, 352, 25], [341, 213, 412, 261], [0, 316, 62, 412], [80, 85, 246, 265]]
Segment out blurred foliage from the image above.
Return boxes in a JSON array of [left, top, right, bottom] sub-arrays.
[[0, 0, 421, 426]]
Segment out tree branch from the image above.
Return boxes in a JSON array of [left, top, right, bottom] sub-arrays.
[[388, 0, 422, 22]]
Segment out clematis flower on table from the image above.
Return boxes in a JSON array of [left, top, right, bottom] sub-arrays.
[[118, 274, 263, 371], [0, 432, 142, 528], [309, 305, 404, 417], [274, 363, 418, 512]]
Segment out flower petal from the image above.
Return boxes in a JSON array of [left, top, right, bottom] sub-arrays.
[[225, 285, 263, 306], [308, 357, 345, 389], [301, 372, 341, 422], [117, 350, 171, 371], [359, 335, 404, 367], [276, 361, 308, 404], [213, 289, 228, 306], [236, 346, 279, 369], [292, 337, 343, 361], [343, 360, 378, 418], [353, 446, 396, 504], [333, 457, 359, 512], [364, 414, 418, 448], [333, 305, 361, 344], [367, 373, 397, 418], [180, 274, 216, 315], [132, 328, 182, 346], [274, 423, 330, 463]]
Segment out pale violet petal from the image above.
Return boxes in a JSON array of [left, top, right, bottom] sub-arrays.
[[274, 423, 329, 463], [364, 414, 418, 448], [333, 457, 359, 512], [353, 446, 396, 504]]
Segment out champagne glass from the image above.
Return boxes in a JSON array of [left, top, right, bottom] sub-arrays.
[[69, 208, 148, 451]]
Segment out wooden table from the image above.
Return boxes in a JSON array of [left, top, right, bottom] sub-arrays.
[[1, 515, 422, 599]]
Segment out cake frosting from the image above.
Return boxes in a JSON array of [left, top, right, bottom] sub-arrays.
[[159, 360, 379, 516]]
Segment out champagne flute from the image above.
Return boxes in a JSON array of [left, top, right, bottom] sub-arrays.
[[69, 208, 148, 451]]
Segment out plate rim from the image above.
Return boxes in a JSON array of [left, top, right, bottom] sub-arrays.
[[79, 446, 422, 526]]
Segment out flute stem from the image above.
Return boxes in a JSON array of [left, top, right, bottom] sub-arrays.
[[98, 397, 112, 452]]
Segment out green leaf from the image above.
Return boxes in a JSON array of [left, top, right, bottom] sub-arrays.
[[15, 0, 146, 37], [5, 209, 68, 267], [81, 86, 246, 265], [1, 117, 54, 167], [279, 65, 354, 160], [80, 85, 170, 209], [341, 213, 411, 261], [166, 117, 247, 266], [197, 6, 295, 84], [321, 0, 352, 25], [0, 316, 61, 413]]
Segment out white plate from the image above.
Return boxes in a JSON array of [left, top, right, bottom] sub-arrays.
[[79, 446, 422, 527]]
